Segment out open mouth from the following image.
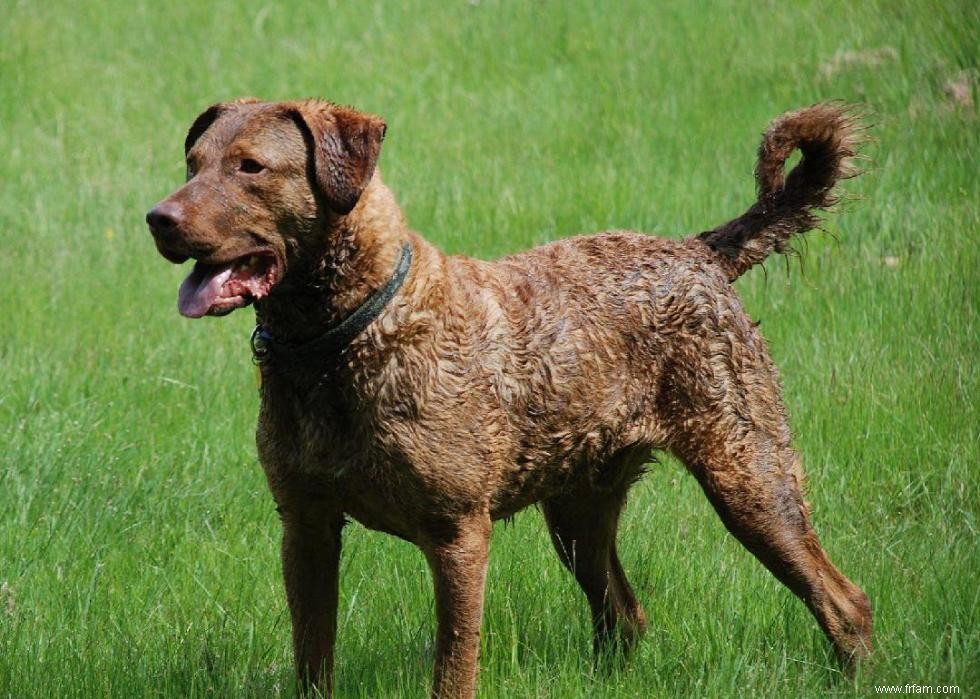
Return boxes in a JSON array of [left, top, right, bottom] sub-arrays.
[[177, 251, 280, 318]]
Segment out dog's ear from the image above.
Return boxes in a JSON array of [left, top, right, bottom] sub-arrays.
[[184, 98, 262, 155], [289, 101, 387, 215]]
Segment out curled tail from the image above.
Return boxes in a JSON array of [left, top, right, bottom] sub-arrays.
[[698, 103, 865, 282]]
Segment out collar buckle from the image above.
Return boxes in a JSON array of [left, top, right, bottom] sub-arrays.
[[250, 325, 273, 365]]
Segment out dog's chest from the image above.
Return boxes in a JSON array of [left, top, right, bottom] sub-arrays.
[[257, 378, 384, 476], [256, 378, 441, 539]]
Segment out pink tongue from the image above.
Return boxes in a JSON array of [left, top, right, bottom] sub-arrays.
[[177, 262, 234, 318]]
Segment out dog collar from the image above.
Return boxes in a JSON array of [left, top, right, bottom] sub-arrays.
[[251, 241, 413, 367]]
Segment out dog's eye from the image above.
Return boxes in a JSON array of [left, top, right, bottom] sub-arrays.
[[240, 158, 266, 174]]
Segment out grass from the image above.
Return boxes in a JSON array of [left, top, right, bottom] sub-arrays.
[[0, 0, 977, 696]]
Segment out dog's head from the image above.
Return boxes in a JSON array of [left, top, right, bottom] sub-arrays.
[[146, 99, 386, 318]]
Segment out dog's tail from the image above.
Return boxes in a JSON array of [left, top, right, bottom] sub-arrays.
[[697, 103, 865, 282]]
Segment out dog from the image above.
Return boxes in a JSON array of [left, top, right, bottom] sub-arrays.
[[147, 99, 872, 697]]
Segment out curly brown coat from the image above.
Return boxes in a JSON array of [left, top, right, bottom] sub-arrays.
[[147, 100, 872, 698]]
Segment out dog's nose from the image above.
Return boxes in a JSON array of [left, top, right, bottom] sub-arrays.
[[146, 201, 183, 236]]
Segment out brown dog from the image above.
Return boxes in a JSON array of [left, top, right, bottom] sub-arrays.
[[147, 99, 872, 697]]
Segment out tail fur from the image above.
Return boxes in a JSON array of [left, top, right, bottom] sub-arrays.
[[697, 103, 865, 281]]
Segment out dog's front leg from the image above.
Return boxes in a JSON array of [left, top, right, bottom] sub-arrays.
[[277, 497, 344, 694], [422, 512, 492, 699]]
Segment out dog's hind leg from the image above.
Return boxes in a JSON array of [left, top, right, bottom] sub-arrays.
[[664, 334, 873, 666], [679, 437, 872, 666], [543, 451, 648, 659]]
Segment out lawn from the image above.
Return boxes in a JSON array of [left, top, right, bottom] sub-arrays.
[[0, 0, 977, 696]]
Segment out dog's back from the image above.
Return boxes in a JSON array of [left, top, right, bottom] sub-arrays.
[[429, 101, 867, 512]]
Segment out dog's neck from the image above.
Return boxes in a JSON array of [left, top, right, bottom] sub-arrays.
[[255, 175, 409, 347]]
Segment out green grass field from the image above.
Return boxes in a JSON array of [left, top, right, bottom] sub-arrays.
[[1, 1, 977, 696]]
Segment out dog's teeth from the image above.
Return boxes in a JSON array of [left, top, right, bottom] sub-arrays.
[[235, 256, 258, 272]]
